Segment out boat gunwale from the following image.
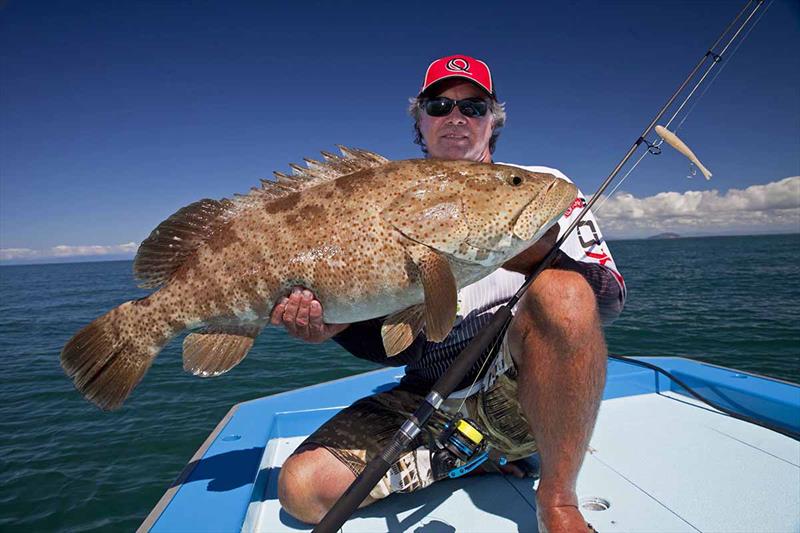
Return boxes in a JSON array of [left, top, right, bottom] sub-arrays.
[[138, 356, 799, 531], [660, 356, 799, 387], [137, 404, 241, 532]]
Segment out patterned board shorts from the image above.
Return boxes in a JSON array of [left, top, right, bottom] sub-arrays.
[[298, 337, 537, 501], [297, 258, 624, 501]]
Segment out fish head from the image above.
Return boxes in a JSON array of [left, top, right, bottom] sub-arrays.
[[384, 161, 578, 266], [455, 163, 578, 264]]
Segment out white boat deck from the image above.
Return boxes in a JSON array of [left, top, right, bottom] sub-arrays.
[[245, 391, 800, 532]]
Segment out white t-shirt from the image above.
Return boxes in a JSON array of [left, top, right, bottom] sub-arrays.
[[403, 164, 625, 385]]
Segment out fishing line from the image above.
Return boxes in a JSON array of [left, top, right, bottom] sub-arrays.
[[313, 4, 770, 531], [664, 0, 767, 132], [672, 0, 772, 134], [591, 0, 769, 215], [452, 318, 505, 414], [592, 146, 652, 214]]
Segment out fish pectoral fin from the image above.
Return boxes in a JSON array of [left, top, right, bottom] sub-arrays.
[[182, 324, 261, 377], [382, 304, 426, 357], [404, 241, 457, 343]]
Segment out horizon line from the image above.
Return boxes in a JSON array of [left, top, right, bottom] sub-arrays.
[[1, 230, 797, 268]]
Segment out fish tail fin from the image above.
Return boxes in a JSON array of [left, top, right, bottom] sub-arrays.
[[61, 298, 172, 411]]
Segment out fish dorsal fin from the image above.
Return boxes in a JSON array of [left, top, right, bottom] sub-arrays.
[[134, 146, 389, 288], [134, 198, 236, 289], [246, 145, 389, 202]]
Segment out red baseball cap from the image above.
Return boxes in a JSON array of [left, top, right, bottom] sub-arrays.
[[419, 54, 496, 98]]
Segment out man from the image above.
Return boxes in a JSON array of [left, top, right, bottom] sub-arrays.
[[274, 54, 625, 532]]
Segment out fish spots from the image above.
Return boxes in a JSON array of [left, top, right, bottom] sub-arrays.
[[403, 252, 420, 284], [334, 171, 367, 194], [264, 193, 301, 213], [289, 243, 342, 267], [205, 225, 243, 254], [135, 296, 152, 307], [121, 157, 575, 339], [171, 261, 193, 284], [303, 203, 329, 225], [465, 178, 496, 193]]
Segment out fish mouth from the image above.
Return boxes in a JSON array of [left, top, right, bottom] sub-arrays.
[[463, 240, 502, 253]]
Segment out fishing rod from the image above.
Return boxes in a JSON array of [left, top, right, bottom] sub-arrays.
[[313, 2, 767, 531]]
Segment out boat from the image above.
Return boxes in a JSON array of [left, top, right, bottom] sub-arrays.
[[138, 356, 800, 532]]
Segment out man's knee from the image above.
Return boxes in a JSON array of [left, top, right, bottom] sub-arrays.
[[278, 446, 355, 524], [508, 269, 604, 361], [520, 269, 599, 329]]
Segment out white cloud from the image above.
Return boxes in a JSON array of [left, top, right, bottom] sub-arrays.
[[0, 248, 38, 261], [594, 177, 800, 239], [50, 242, 138, 257], [0, 242, 138, 263], [3, 178, 799, 262]]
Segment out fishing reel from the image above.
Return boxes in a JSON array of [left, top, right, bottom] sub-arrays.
[[430, 415, 507, 479]]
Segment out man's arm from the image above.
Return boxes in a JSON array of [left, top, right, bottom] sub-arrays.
[[269, 224, 572, 355], [269, 287, 418, 365], [271, 223, 560, 344], [502, 224, 559, 274]]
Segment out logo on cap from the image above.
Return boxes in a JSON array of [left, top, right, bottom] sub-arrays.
[[446, 58, 470, 73], [420, 54, 494, 97]]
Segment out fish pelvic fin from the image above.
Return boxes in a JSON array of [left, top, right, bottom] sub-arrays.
[[404, 241, 457, 343], [382, 304, 425, 357], [60, 298, 172, 411], [182, 324, 261, 377], [134, 198, 236, 289]]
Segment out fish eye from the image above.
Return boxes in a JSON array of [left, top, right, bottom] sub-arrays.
[[509, 176, 523, 186]]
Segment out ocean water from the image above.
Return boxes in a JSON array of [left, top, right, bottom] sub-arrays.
[[1, 234, 798, 531]]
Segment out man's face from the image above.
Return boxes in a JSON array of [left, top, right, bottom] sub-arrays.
[[418, 79, 494, 163]]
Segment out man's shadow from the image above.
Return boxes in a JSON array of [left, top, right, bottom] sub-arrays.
[[174, 446, 265, 492], [269, 462, 540, 532], [355, 473, 539, 533]]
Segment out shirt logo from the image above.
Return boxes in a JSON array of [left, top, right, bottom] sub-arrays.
[[585, 250, 611, 266], [446, 58, 470, 73], [564, 197, 587, 218]]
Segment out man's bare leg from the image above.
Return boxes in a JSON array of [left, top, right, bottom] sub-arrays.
[[507, 269, 607, 532], [278, 445, 377, 524]]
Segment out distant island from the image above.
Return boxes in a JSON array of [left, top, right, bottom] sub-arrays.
[[648, 232, 681, 240]]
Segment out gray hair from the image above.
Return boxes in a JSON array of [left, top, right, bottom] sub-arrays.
[[407, 96, 507, 155]]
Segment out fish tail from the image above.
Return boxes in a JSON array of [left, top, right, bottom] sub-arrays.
[[61, 297, 174, 411]]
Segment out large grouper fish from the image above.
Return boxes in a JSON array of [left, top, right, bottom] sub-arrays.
[[61, 147, 577, 410]]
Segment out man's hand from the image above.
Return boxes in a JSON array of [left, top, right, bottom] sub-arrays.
[[270, 287, 349, 343], [502, 224, 560, 274], [537, 502, 596, 533]]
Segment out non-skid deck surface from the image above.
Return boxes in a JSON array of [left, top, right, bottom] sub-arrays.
[[246, 392, 800, 532]]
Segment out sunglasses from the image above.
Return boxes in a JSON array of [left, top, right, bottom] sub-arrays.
[[422, 97, 489, 118]]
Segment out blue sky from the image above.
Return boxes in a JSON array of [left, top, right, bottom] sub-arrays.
[[1, 0, 798, 263]]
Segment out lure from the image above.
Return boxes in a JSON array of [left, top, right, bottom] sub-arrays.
[[655, 125, 713, 180]]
